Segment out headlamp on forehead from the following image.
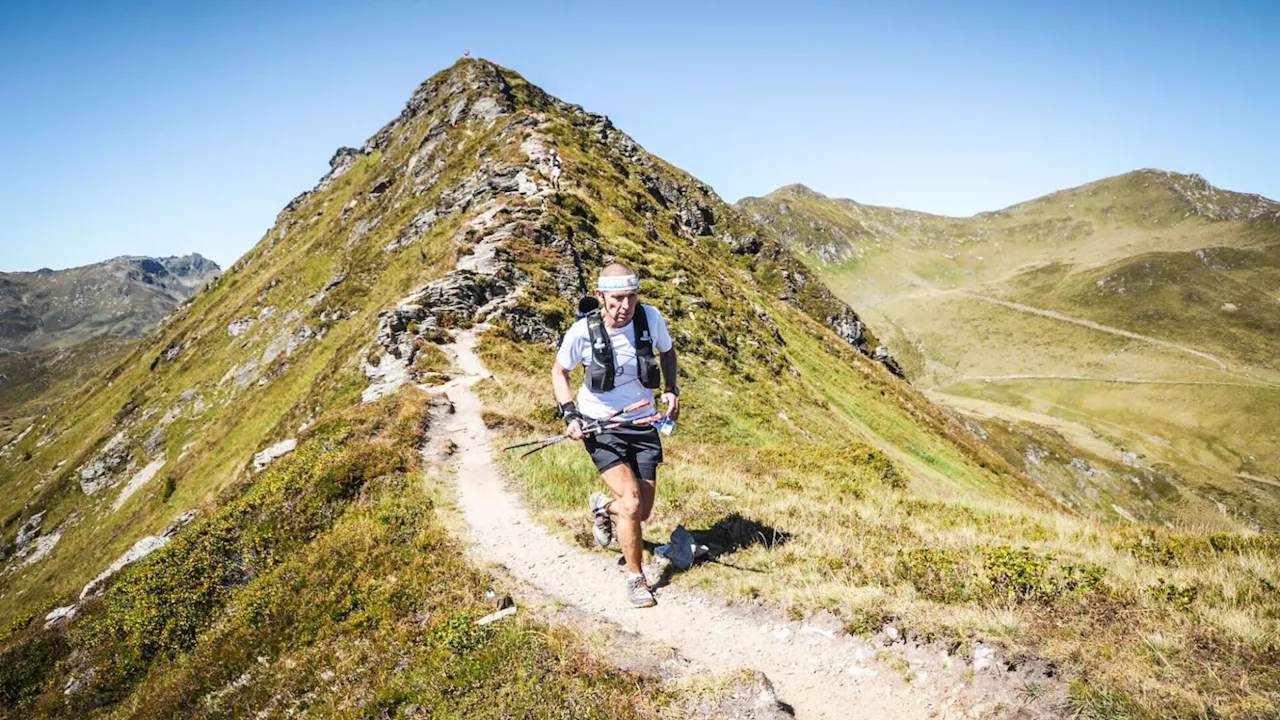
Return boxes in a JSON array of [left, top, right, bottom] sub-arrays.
[[596, 274, 639, 293]]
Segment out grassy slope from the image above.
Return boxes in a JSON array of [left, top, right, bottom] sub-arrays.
[[472, 144, 1279, 714], [721, 177, 1280, 716], [483, 316, 1280, 719], [0, 61, 689, 718], [0, 59, 1275, 719], [2, 393, 670, 718], [739, 175, 1280, 533], [0, 338, 137, 447]]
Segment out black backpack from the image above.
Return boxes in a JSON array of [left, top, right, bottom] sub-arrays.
[[574, 296, 661, 392]]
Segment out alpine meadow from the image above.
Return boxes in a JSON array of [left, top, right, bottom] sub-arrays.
[[1, 59, 1277, 720]]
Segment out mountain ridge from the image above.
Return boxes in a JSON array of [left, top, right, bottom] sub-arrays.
[[0, 57, 1029, 717], [739, 166, 1280, 533], [748, 169, 1280, 225], [0, 253, 221, 354], [0, 59, 1276, 719], [0, 253, 221, 446]]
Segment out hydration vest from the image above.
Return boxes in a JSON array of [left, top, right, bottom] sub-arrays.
[[575, 296, 661, 393]]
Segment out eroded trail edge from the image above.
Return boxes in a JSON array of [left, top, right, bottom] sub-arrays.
[[431, 328, 1062, 720]]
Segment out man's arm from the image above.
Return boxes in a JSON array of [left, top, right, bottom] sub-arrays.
[[659, 347, 680, 421], [551, 361, 576, 405]]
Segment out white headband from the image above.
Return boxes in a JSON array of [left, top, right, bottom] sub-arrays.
[[596, 274, 638, 292]]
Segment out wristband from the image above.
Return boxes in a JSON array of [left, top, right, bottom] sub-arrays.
[[559, 401, 582, 425]]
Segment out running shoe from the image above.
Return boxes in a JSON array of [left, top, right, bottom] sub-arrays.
[[625, 573, 657, 608], [589, 492, 613, 548]]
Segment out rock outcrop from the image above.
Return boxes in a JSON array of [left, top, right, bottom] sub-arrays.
[[79, 510, 198, 601], [78, 431, 132, 496], [252, 438, 297, 472]]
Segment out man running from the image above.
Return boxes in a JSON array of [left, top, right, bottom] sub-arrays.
[[551, 263, 681, 608]]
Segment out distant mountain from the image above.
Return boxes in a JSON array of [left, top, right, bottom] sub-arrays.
[[0, 254, 221, 353], [740, 171, 1280, 530], [0, 254, 219, 444]]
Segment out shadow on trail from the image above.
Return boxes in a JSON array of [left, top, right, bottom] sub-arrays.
[[644, 512, 792, 591]]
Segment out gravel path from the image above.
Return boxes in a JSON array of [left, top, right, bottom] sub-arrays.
[[430, 327, 1063, 720]]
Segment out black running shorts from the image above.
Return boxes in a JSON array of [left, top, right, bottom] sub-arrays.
[[583, 426, 663, 481]]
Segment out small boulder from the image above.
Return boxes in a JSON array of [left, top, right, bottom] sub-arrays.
[[972, 643, 997, 672], [165, 510, 199, 536], [78, 431, 132, 496], [16, 511, 45, 549], [322, 270, 348, 292], [227, 318, 255, 337], [874, 346, 906, 378], [253, 439, 297, 472], [44, 605, 79, 630]]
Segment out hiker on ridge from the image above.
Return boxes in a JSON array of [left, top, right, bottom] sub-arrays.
[[550, 263, 681, 608], [548, 148, 563, 190]]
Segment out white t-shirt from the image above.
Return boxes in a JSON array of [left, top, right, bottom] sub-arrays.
[[556, 304, 673, 422]]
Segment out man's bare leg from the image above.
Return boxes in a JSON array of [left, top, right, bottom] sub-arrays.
[[600, 464, 655, 574]]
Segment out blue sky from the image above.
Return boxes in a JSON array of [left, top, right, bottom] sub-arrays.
[[1, 0, 1277, 271]]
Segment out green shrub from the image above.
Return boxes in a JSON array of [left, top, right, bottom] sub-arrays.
[[430, 615, 493, 656], [159, 475, 176, 502], [843, 606, 897, 637], [1116, 529, 1192, 566], [1149, 579, 1198, 611], [1068, 678, 1149, 720], [983, 545, 1106, 603], [410, 342, 450, 375], [1117, 528, 1280, 569], [896, 547, 972, 603], [0, 632, 69, 710], [755, 443, 905, 492]]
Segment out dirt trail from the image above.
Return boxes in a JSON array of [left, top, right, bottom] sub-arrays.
[[1238, 471, 1280, 489], [428, 327, 1063, 720], [942, 373, 1269, 388], [961, 292, 1228, 370]]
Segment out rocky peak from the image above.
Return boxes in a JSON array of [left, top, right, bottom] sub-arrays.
[[256, 57, 892, 396], [1142, 169, 1280, 222], [161, 253, 220, 278]]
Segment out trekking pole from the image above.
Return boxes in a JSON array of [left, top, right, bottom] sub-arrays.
[[518, 412, 665, 460], [516, 420, 621, 460], [502, 398, 652, 459], [500, 431, 569, 452]]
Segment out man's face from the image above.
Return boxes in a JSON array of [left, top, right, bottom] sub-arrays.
[[598, 289, 637, 326]]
